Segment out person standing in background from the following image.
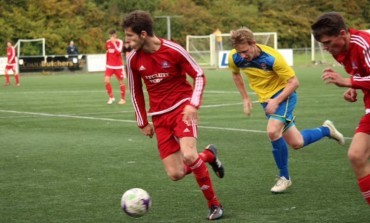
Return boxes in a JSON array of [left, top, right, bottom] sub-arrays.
[[105, 30, 126, 105], [67, 40, 79, 57], [4, 41, 20, 86], [66, 40, 80, 70]]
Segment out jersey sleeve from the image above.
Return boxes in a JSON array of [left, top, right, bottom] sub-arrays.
[[115, 40, 123, 53], [127, 55, 149, 128], [351, 45, 370, 91], [177, 47, 205, 109], [8, 47, 16, 63], [272, 50, 295, 80]]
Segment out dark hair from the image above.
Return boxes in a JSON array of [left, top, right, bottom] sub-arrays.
[[311, 12, 347, 41], [109, 29, 116, 35], [122, 10, 154, 37]]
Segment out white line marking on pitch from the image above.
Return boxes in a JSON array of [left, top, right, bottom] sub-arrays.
[[0, 109, 352, 140], [0, 109, 265, 133]]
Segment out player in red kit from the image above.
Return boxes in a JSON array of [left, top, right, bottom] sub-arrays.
[[4, 41, 20, 86], [105, 30, 126, 105], [312, 12, 370, 206], [122, 10, 224, 220]]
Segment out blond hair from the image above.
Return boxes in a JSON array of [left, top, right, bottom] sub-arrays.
[[230, 27, 255, 47]]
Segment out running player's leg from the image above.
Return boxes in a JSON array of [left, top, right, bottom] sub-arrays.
[[262, 93, 293, 193], [267, 118, 292, 193], [199, 144, 225, 178], [284, 121, 343, 149], [282, 91, 343, 148], [348, 133, 370, 205], [160, 139, 222, 219], [179, 137, 223, 220], [348, 115, 370, 205], [171, 105, 223, 219]]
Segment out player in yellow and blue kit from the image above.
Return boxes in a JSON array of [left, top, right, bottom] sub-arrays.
[[228, 27, 345, 193]]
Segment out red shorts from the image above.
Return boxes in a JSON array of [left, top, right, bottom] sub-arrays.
[[105, 68, 124, 80], [152, 103, 198, 159], [355, 114, 370, 134], [5, 64, 16, 70]]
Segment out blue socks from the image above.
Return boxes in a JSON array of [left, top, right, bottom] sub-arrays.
[[272, 137, 289, 179], [271, 126, 330, 179], [301, 126, 330, 147]]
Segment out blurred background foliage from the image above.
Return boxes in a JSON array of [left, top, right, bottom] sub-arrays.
[[1, 0, 369, 55]]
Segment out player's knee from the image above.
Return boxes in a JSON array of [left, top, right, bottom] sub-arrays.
[[267, 130, 281, 141], [347, 149, 364, 166], [290, 142, 304, 150], [167, 171, 184, 181], [182, 153, 198, 166]]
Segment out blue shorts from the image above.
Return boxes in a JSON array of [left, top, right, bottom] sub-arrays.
[[261, 90, 297, 130]]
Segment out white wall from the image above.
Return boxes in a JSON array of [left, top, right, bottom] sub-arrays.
[[0, 57, 7, 75], [86, 54, 106, 72], [0, 57, 18, 75]]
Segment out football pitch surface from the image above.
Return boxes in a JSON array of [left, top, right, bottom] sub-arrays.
[[0, 66, 369, 222]]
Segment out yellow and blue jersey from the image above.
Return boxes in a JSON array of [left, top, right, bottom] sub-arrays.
[[228, 44, 295, 102]]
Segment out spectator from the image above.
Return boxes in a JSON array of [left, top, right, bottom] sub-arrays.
[[4, 41, 20, 86], [67, 40, 79, 70]]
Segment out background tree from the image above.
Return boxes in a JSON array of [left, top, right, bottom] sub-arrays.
[[0, 0, 369, 55]]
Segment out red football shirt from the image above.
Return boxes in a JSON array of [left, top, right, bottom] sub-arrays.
[[334, 29, 370, 112], [7, 46, 16, 65], [127, 38, 206, 128], [106, 39, 124, 69]]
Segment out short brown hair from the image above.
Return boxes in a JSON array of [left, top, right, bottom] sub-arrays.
[[122, 10, 154, 37], [311, 12, 347, 41], [230, 27, 255, 47]]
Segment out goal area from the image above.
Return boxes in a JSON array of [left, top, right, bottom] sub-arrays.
[[14, 38, 46, 64], [186, 32, 277, 68]]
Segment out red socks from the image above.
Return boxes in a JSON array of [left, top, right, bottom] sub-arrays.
[[358, 174, 370, 205], [5, 73, 10, 83], [198, 149, 214, 163], [184, 149, 215, 175], [120, 84, 126, 100], [190, 157, 220, 207], [105, 83, 125, 100], [14, 75, 19, 84], [105, 83, 113, 98]]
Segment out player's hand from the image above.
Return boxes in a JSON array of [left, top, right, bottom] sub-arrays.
[[182, 104, 198, 125], [243, 98, 253, 117], [140, 124, 154, 138], [322, 68, 351, 87], [343, 88, 357, 102], [264, 98, 278, 115]]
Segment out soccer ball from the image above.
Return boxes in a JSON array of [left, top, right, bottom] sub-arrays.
[[121, 188, 151, 218]]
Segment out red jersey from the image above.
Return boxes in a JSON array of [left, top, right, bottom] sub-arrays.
[[334, 29, 370, 113], [106, 39, 124, 69], [7, 46, 16, 65], [127, 38, 206, 128]]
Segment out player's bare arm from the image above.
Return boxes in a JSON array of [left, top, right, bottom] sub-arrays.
[[322, 68, 351, 87], [232, 72, 252, 116], [140, 124, 154, 138], [265, 76, 299, 115], [182, 104, 198, 125]]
